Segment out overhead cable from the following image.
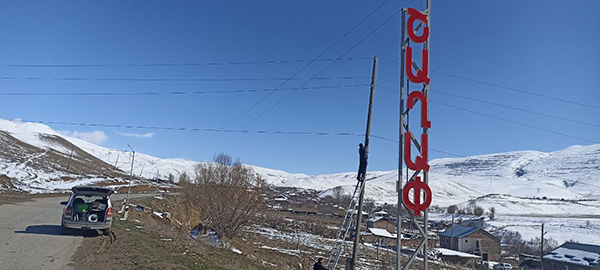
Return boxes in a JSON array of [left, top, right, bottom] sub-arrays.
[[0, 57, 371, 68], [377, 85, 600, 128], [377, 57, 600, 110], [0, 84, 368, 96], [0, 75, 369, 83]]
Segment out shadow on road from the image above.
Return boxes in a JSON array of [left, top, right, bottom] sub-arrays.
[[14, 225, 100, 237]]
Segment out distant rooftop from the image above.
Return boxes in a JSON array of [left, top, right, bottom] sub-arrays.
[[439, 225, 480, 238], [544, 242, 600, 267], [368, 228, 396, 239]]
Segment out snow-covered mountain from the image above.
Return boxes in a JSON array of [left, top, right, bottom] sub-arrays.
[[1, 118, 599, 216]]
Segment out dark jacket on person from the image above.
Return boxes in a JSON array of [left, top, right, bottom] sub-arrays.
[[313, 261, 328, 270], [359, 146, 367, 165]]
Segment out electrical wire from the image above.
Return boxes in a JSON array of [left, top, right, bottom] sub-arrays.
[[0, 84, 369, 96], [377, 85, 600, 128], [377, 57, 600, 110], [377, 85, 599, 144], [20, 118, 464, 159], [23, 119, 368, 137], [0, 57, 371, 68], [0, 75, 369, 83], [169, 0, 395, 157], [193, 9, 403, 155], [431, 100, 599, 144]]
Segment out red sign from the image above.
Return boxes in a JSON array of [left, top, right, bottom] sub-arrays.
[[402, 177, 432, 216], [403, 7, 432, 216]]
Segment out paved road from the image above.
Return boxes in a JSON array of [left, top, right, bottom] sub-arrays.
[[0, 193, 158, 269]]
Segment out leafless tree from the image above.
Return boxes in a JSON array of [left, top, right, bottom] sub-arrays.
[[528, 237, 558, 255], [447, 205, 457, 214], [182, 153, 266, 239], [332, 186, 345, 204], [474, 206, 484, 216], [178, 172, 191, 185], [467, 199, 477, 214], [363, 197, 375, 213], [489, 207, 496, 220]]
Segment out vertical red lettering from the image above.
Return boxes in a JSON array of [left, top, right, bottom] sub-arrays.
[[404, 132, 430, 172], [405, 47, 430, 85], [406, 8, 429, 43], [407, 91, 431, 128]]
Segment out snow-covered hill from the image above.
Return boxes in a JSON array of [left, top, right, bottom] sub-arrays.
[[1, 118, 599, 216]]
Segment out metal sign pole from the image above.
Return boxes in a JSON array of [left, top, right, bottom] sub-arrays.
[[396, 8, 407, 270], [399, 2, 432, 270], [423, 2, 431, 270]]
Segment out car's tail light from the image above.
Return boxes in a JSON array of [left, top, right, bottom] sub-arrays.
[[106, 208, 113, 218], [65, 206, 72, 216]]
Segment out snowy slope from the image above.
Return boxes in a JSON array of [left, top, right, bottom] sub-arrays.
[[1, 118, 599, 216]]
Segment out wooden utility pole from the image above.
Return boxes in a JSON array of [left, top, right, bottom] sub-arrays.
[[349, 56, 377, 270], [114, 153, 120, 168], [541, 223, 547, 270], [66, 148, 74, 172]]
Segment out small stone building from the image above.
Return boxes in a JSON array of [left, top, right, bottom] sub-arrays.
[[439, 225, 500, 261]]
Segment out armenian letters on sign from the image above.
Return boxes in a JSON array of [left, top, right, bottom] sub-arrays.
[[402, 8, 432, 216]]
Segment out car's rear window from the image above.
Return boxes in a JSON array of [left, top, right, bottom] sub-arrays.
[[72, 195, 107, 203]]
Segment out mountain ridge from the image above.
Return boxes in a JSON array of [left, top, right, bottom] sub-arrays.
[[1, 118, 598, 216]]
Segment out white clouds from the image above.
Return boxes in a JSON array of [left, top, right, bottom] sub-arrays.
[[117, 131, 154, 138], [58, 130, 108, 145]]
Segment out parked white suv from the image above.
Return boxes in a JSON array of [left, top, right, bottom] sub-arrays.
[[493, 262, 512, 270], [60, 186, 114, 235]]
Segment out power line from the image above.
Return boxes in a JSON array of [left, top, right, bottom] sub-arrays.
[[370, 135, 465, 157], [377, 85, 599, 144], [0, 75, 370, 83], [377, 57, 600, 110], [216, 0, 393, 130], [432, 89, 600, 128], [431, 100, 599, 144], [195, 9, 403, 155], [23, 119, 368, 137], [0, 57, 371, 68], [377, 85, 600, 128], [0, 84, 369, 96], [248, 10, 402, 126], [170, 0, 394, 157], [20, 118, 465, 158], [431, 70, 600, 110]]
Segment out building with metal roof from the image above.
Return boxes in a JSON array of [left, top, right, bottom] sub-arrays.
[[543, 242, 600, 270], [439, 225, 500, 261]]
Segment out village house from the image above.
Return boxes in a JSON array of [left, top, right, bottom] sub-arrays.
[[542, 242, 600, 270], [439, 225, 500, 261], [367, 215, 396, 234], [363, 227, 396, 248]]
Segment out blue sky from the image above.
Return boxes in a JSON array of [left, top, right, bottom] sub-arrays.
[[0, 0, 598, 175]]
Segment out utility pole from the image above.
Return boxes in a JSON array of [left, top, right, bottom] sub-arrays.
[[114, 153, 120, 168], [541, 223, 548, 270], [139, 162, 146, 179], [349, 56, 377, 270], [66, 147, 74, 172], [123, 144, 135, 220], [451, 213, 455, 250]]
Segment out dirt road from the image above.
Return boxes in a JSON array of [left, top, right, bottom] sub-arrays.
[[0, 193, 158, 269]]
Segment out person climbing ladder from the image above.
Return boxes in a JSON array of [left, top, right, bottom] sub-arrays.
[[357, 143, 367, 181]]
